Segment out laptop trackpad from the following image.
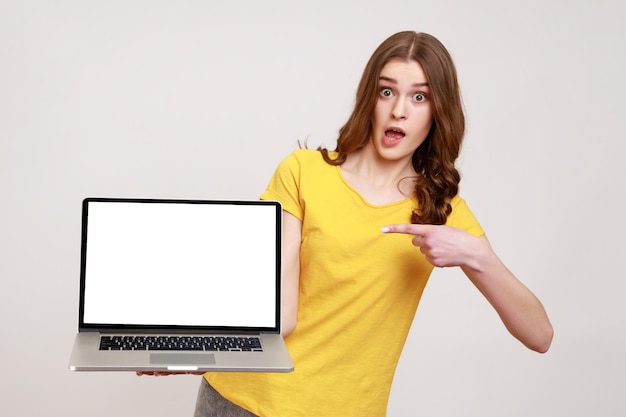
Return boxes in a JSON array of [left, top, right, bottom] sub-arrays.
[[150, 353, 216, 365]]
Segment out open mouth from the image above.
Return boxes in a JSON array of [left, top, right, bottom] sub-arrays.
[[383, 128, 405, 146]]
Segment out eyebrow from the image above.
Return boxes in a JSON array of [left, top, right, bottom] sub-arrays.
[[379, 75, 429, 87]]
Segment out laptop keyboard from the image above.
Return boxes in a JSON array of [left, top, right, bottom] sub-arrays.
[[99, 335, 263, 352]]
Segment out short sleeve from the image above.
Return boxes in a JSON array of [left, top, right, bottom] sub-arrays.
[[260, 151, 304, 221], [446, 196, 485, 238]]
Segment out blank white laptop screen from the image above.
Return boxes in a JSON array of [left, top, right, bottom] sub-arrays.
[[82, 200, 278, 329]]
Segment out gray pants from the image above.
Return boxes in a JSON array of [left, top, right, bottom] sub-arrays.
[[194, 378, 258, 417]]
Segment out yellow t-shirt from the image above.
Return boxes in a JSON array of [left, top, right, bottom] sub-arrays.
[[206, 149, 484, 416]]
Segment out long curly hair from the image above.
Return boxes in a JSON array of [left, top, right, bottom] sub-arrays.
[[319, 31, 465, 225]]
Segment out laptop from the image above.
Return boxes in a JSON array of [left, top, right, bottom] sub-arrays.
[[68, 197, 294, 372]]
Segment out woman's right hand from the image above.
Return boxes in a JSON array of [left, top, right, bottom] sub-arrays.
[[136, 371, 205, 376]]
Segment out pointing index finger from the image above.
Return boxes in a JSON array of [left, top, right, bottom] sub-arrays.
[[381, 224, 429, 235]]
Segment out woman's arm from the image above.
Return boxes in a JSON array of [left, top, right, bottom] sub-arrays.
[[460, 235, 553, 353], [381, 224, 553, 353], [280, 211, 302, 337]]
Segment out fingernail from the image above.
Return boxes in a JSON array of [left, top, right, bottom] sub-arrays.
[[381, 227, 390, 233]]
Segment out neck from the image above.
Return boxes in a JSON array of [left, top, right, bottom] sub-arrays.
[[339, 146, 417, 205], [342, 147, 416, 189]]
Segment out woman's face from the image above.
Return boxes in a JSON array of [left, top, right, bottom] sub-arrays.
[[370, 58, 433, 163]]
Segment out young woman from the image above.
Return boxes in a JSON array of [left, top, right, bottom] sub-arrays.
[[193, 30, 554, 416]]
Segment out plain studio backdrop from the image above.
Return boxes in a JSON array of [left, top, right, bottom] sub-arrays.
[[1, 1, 624, 416]]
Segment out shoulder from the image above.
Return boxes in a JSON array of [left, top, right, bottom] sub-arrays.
[[278, 149, 334, 172], [449, 194, 468, 211], [447, 195, 485, 237], [291, 148, 330, 163]]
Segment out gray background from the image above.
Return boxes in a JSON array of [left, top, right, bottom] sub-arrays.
[[2, 0, 624, 416]]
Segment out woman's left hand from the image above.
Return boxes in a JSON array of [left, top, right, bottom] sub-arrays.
[[383, 223, 554, 353], [381, 223, 487, 268]]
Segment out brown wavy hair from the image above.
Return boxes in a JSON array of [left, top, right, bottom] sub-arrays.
[[319, 31, 465, 225]]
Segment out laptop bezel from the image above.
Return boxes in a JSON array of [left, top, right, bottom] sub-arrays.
[[77, 197, 282, 335]]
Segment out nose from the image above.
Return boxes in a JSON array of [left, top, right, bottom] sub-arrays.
[[391, 98, 407, 120]]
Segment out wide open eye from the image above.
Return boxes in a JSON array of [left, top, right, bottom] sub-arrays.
[[413, 92, 427, 102], [380, 88, 393, 98]]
